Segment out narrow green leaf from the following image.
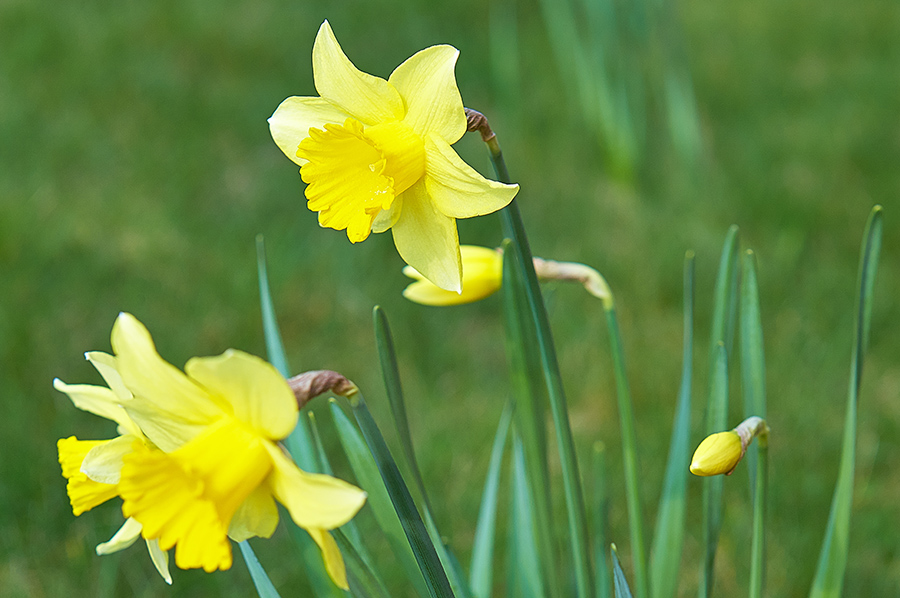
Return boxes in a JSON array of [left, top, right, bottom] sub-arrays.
[[603, 303, 648, 598], [810, 206, 883, 598], [372, 306, 473, 598], [611, 544, 635, 598], [710, 226, 741, 358], [493, 149, 594, 598], [592, 444, 612, 598], [470, 403, 513, 598], [255, 235, 340, 598], [511, 434, 546, 598], [500, 239, 559, 598], [649, 252, 694, 598], [308, 413, 382, 587], [739, 249, 767, 486], [239, 541, 282, 598], [372, 306, 422, 493], [739, 249, 768, 598], [699, 343, 728, 598], [329, 400, 431, 598], [332, 529, 392, 598], [346, 393, 456, 598]]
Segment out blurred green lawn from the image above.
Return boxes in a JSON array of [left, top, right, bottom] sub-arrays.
[[1, 0, 897, 596]]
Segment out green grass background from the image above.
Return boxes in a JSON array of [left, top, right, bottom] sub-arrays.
[[1, 0, 897, 595]]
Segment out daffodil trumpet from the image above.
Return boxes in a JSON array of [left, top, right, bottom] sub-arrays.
[[690, 416, 769, 477], [402, 245, 614, 307], [269, 21, 519, 293], [55, 313, 367, 588]]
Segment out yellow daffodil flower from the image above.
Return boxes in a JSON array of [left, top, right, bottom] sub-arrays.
[[56, 313, 366, 588], [269, 20, 519, 292], [403, 245, 503, 305], [56, 351, 172, 583], [689, 431, 743, 476]]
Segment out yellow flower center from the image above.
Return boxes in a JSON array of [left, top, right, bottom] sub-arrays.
[[118, 418, 273, 572], [297, 118, 426, 243]]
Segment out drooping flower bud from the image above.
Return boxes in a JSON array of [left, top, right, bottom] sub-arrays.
[[690, 431, 743, 476]]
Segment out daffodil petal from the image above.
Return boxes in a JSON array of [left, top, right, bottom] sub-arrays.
[[96, 517, 143, 555], [184, 349, 298, 441], [312, 21, 404, 125], [308, 528, 349, 590], [111, 313, 223, 448], [268, 97, 352, 166], [391, 181, 462, 292], [146, 539, 173, 585], [372, 195, 403, 233], [85, 351, 133, 402], [121, 398, 208, 453], [388, 45, 466, 143], [228, 484, 279, 542], [424, 135, 519, 218], [82, 434, 136, 484], [53, 379, 143, 438], [264, 443, 366, 530]]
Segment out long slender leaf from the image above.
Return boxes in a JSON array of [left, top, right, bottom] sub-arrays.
[[239, 541, 282, 598], [332, 529, 392, 598], [698, 343, 728, 598], [592, 444, 612, 598], [603, 302, 648, 598], [329, 400, 431, 598], [710, 226, 741, 359], [740, 249, 768, 598], [346, 392, 455, 598], [256, 235, 341, 598], [491, 141, 595, 598], [511, 434, 546, 598], [740, 249, 767, 487], [470, 403, 513, 598], [649, 252, 694, 598], [308, 412, 384, 594], [810, 206, 883, 598], [372, 307, 473, 598], [501, 239, 559, 598], [611, 544, 635, 598]]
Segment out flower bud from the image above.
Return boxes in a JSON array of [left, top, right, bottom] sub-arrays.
[[690, 431, 743, 476]]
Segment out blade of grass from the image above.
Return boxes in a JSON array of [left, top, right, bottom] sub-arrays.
[[329, 400, 431, 598], [489, 133, 595, 598], [809, 205, 883, 598], [602, 296, 649, 598], [698, 343, 728, 598], [612, 544, 635, 598], [256, 234, 341, 598], [239, 541, 282, 598], [501, 239, 559, 598], [345, 391, 456, 598], [592, 444, 612, 598], [372, 306, 473, 598], [470, 402, 514, 598], [649, 252, 694, 598]]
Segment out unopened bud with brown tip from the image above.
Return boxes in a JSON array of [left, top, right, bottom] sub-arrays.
[[689, 416, 769, 477], [288, 370, 358, 409]]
